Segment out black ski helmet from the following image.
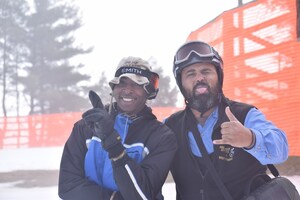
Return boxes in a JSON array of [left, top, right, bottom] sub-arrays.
[[173, 40, 224, 95]]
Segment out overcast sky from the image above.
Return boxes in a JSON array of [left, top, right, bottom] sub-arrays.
[[73, 0, 253, 83]]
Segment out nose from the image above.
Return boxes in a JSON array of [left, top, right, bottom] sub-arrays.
[[121, 84, 134, 94], [122, 88, 132, 95], [195, 72, 205, 82]]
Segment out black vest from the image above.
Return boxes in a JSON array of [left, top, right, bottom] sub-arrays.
[[165, 99, 267, 200]]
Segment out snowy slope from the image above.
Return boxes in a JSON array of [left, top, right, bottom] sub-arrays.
[[0, 147, 299, 200]]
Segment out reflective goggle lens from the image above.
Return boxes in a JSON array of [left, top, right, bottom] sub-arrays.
[[150, 72, 159, 90], [175, 41, 216, 64]]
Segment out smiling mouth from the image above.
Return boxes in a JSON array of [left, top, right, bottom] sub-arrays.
[[121, 97, 135, 102]]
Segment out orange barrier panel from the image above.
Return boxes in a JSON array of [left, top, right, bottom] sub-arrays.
[[0, 113, 81, 148], [187, 0, 300, 156], [0, 107, 182, 149], [1, 0, 299, 156]]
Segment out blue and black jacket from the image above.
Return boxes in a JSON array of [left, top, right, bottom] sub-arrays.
[[165, 100, 269, 200], [58, 105, 177, 200]]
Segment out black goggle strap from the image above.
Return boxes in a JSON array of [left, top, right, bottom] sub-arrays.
[[115, 67, 159, 98], [114, 66, 151, 78]]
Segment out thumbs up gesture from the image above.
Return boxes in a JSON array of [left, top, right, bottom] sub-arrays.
[[213, 106, 254, 148]]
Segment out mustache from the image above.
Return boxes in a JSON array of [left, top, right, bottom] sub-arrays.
[[193, 81, 209, 91]]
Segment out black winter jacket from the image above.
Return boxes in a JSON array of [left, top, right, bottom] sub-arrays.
[[58, 106, 177, 200], [165, 100, 267, 200]]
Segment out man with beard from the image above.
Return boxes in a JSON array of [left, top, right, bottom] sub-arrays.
[[58, 56, 177, 200], [164, 40, 289, 200]]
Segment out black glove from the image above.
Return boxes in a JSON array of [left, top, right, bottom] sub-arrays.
[[82, 90, 125, 159]]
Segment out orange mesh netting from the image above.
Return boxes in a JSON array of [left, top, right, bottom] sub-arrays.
[[187, 0, 300, 156], [0, 107, 182, 149], [1, 0, 299, 156]]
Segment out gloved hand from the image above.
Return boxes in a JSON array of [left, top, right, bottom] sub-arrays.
[[82, 90, 125, 159]]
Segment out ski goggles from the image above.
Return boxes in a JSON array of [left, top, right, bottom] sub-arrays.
[[114, 66, 159, 88], [174, 41, 222, 66], [112, 66, 159, 99]]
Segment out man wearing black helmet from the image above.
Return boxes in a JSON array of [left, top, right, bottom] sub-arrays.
[[58, 56, 177, 200], [165, 41, 289, 199]]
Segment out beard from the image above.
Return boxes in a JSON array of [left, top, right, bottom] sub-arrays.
[[184, 81, 219, 114]]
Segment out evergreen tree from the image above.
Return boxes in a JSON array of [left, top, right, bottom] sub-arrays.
[[84, 71, 112, 107], [19, 0, 92, 114], [147, 57, 179, 107], [148, 66, 179, 107]]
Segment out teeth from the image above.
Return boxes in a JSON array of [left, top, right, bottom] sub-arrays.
[[122, 97, 133, 102]]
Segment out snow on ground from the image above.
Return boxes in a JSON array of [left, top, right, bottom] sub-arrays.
[[0, 147, 299, 200], [0, 147, 176, 200]]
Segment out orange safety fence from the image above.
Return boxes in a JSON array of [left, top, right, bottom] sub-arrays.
[[1, 0, 299, 157], [187, 0, 300, 156], [0, 107, 182, 149]]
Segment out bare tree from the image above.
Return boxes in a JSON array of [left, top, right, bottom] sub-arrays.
[[0, 0, 29, 116]]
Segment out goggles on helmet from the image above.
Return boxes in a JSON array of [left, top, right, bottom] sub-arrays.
[[173, 41, 223, 78], [114, 66, 159, 100], [115, 66, 155, 79]]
